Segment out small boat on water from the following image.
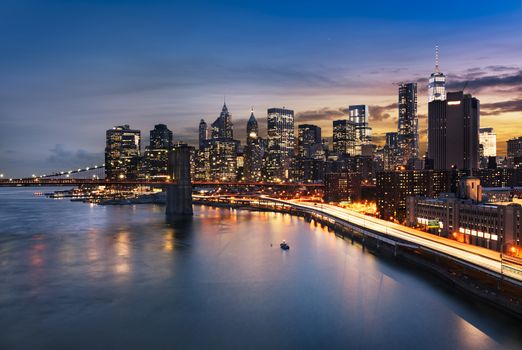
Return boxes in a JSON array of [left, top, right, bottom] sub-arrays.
[[280, 240, 290, 250]]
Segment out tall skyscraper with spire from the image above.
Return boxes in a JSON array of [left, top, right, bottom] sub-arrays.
[[244, 108, 263, 181], [204, 101, 238, 181], [211, 101, 233, 140], [428, 46, 446, 102]]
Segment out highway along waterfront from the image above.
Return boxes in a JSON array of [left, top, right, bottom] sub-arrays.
[[1, 187, 522, 349]]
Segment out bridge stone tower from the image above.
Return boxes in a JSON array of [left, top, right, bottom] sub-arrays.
[[166, 144, 193, 218]]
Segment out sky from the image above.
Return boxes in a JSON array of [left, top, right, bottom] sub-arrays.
[[0, 0, 521, 177]]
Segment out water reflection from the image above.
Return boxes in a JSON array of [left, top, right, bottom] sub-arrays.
[[0, 188, 521, 350]]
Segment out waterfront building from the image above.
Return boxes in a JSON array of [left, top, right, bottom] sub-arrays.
[[140, 124, 172, 180], [407, 179, 521, 252], [194, 147, 211, 181], [208, 139, 238, 182], [324, 172, 362, 202], [397, 83, 419, 165], [376, 169, 449, 222], [428, 91, 480, 170], [266, 107, 295, 181], [105, 125, 141, 180], [333, 119, 356, 156]]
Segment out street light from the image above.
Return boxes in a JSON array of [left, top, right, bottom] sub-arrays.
[[499, 239, 519, 290]]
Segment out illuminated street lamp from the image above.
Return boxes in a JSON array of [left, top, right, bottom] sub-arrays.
[[499, 239, 520, 290]]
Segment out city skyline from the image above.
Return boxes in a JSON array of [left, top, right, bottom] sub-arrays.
[[1, 0, 521, 177]]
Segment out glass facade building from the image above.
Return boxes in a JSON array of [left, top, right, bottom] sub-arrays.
[[348, 105, 372, 155], [105, 125, 141, 180], [266, 107, 295, 181], [333, 119, 356, 156], [397, 83, 419, 165]]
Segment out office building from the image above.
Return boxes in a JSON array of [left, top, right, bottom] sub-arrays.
[[349, 105, 372, 155], [479, 128, 496, 158], [198, 119, 208, 150], [428, 46, 446, 102], [397, 83, 419, 165], [244, 109, 264, 181], [376, 169, 449, 221], [142, 124, 173, 180], [211, 102, 233, 140], [428, 91, 480, 170], [324, 172, 362, 202], [507, 137, 522, 158], [266, 107, 295, 181], [383, 132, 399, 171], [208, 139, 238, 181], [297, 124, 322, 158], [407, 179, 521, 252], [105, 125, 141, 180], [333, 119, 356, 156]]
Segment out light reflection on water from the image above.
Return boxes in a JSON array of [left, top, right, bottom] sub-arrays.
[[0, 187, 521, 350]]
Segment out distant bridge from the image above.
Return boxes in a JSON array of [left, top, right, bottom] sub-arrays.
[[0, 178, 324, 188]]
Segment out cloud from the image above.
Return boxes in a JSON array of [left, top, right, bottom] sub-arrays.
[[46, 144, 103, 169], [371, 133, 387, 145], [481, 99, 522, 116], [295, 107, 346, 123], [446, 70, 522, 92], [368, 103, 397, 122]]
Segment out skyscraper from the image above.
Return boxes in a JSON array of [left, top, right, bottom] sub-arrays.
[[397, 82, 419, 165], [428, 91, 480, 170], [333, 119, 356, 156], [142, 124, 173, 180], [428, 46, 446, 103], [507, 137, 522, 158], [297, 124, 322, 158], [479, 128, 496, 157], [266, 107, 295, 181], [208, 103, 238, 181], [105, 125, 141, 180], [383, 132, 399, 171], [348, 105, 372, 155], [244, 108, 263, 181], [198, 119, 208, 150], [211, 102, 233, 139]]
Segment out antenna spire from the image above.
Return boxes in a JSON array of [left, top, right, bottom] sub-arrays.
[[435, 45, 439, 73]]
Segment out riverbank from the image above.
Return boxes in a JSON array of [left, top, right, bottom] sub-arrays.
[[193, 197, 522, 321]]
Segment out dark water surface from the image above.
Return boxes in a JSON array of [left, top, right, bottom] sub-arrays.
[[1, 187, 521, 349]]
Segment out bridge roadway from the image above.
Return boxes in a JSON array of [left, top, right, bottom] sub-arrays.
[[194, 194, 522, 286], [0, 179, 323, 188]]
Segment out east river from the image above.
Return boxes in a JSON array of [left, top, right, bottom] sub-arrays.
[[1, 187, 521, 349]]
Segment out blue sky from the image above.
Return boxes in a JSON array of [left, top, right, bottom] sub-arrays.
[[1, 0, 521, 177]]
